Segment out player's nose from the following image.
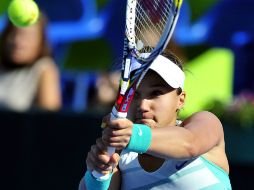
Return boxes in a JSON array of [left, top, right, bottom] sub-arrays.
[[138, 98, 150, 112]]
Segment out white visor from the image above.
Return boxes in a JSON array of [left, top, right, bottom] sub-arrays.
[[148, 55, 185, 89]]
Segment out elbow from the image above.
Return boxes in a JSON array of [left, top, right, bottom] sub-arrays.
[[186, 143, 199, 158], [184, 138, 200, 158]]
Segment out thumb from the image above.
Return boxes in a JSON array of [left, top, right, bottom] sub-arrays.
[[109, 153, 120, 169]]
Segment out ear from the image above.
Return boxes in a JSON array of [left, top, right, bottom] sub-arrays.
[[177, 90, 186, 110]]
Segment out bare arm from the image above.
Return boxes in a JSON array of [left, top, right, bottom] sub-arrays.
[[102, 111, 224, 160], [148, 111, 224, 159]]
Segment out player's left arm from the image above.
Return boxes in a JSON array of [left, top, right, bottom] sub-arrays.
[[148, 111, 224, 159]]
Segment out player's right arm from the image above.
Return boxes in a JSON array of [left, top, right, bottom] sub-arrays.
[[78, 138, 121, 190]]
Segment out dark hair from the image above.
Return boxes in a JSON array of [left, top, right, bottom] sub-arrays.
[[161, 51, 184, 95], [161, 51, 183, 70], [0, 13, 52, 68]]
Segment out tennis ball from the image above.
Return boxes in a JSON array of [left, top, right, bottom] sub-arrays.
[[8, 0, 39, 27]]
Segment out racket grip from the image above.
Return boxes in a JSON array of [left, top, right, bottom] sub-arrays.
[[91, 108, 126, 180]]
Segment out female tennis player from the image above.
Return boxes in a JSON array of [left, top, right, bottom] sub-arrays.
[[80, 52, 232, 190]]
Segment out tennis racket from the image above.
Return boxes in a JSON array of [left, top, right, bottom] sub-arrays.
[[92, 0, 183, 182]]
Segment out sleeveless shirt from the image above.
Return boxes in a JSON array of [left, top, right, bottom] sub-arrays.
[[0, 57, 56, 111], [119, 150, 232, 190]]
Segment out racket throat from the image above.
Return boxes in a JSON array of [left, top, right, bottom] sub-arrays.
[[119, 86, 136, 113]]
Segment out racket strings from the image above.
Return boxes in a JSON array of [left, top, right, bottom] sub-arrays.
[[136, 3, 163, 36], [135, 7, 161, 51], [134, 18, 156, 51], [119, 0, 180, 104], [144, 0, 169, 25], [140, 0, 171, 34], [134, 0, 173, 53]]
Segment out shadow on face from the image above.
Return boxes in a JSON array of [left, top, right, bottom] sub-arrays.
[[127, 70, 179, 122]]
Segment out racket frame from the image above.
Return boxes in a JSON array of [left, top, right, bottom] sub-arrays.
[[92, 0, 182, 181]]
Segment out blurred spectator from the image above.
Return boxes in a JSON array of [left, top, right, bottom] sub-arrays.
[[0, 14, 61, 112], [87, 71, 120, 114]]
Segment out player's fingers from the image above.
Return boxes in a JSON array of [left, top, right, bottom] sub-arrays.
[[108, 143, 129, 150], [112, 128, 132, 137], [109, 118, 133, 130], [87, 148, 112, 174], [86, 151, 109, 172], [94, 161, 113, 175], [110, 153, 120, 166], [108, 136, 130, 144], [88, 144, 111, 171], [87, 155, 111, 175], [102, 128, 131, 147], [86, 151, 97, 171], [101, 114, 111, 128], [104, 135, 131, 149], [106, 153, 120, 172], [91, 145, 111, 164], [96, 138, 108, 153], [136, 118, 157, 129], [102, 127, 118, 145], [103, 127, 132, 138]]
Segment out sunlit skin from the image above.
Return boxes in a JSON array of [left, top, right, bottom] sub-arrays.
[[129, 70, 185, 129], [81, 69, 229, 190], [6, 23, 42, 65], [82, 70, 186, 190]]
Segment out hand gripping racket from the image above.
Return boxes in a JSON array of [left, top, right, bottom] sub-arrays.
[[91, 0, 183, 185]]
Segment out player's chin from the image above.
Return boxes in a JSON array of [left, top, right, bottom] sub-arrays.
[[135, 119, 157, 128]]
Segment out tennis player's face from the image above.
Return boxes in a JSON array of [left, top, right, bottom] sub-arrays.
[[129, 70, 184, 128]]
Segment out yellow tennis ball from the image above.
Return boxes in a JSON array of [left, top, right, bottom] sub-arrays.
[[8, 0, 39, 27]]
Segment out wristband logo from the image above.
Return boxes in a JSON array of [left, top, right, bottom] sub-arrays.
[[138, 126, 143, 136]]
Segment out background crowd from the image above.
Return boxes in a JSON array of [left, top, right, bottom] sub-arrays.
[[0, 0, 253, 189]]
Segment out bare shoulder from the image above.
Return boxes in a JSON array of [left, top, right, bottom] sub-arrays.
[[182, 111, 224, 136], [183, 111, 222, 126], [188, 113, 229, 172]]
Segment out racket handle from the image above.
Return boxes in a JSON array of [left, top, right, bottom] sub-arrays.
[[107, 146, 116, 156], [91, 109, 123, 180], [93, 110, 121, 176]]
